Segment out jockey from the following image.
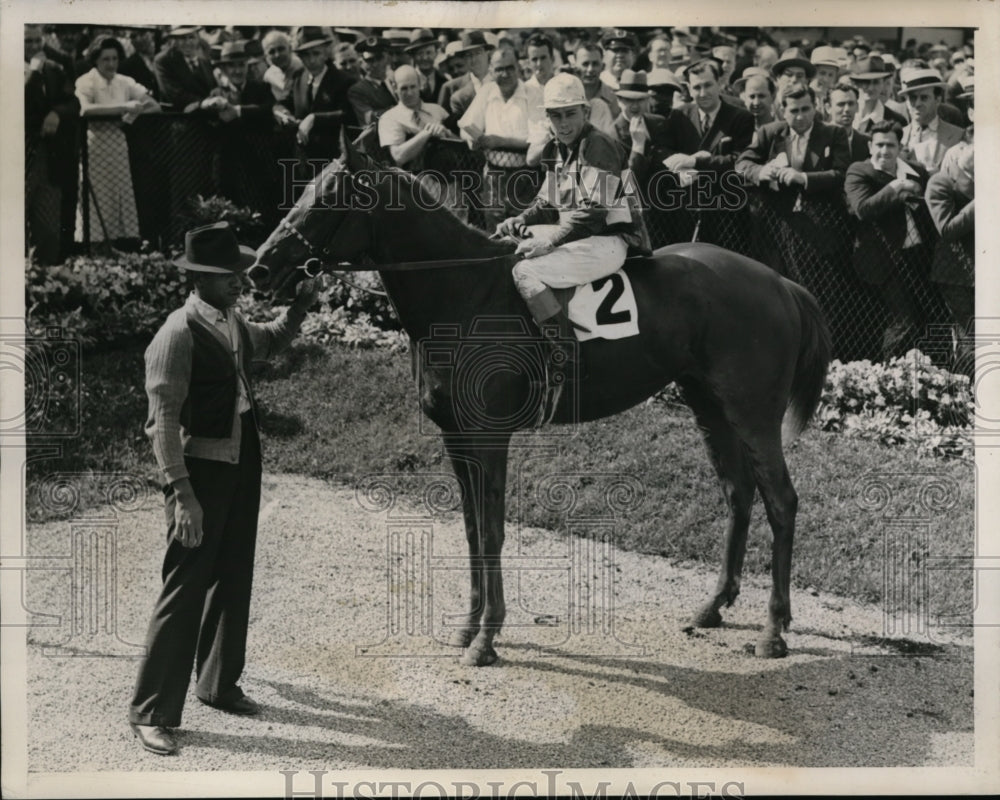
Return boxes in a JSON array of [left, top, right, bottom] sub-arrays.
[[496, 73, 648, 408]]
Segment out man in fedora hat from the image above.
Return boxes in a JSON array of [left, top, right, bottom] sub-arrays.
[[404, 28, 446, 104], [897, 66, 964, 174], [647, 67, 684, 117], [848, 55, 907, 134], [809, 45, 845, 122], [771, 47, 815, 93], [278, 29, 357, 161], [154, 25, 219, 112], [129, 222, 324, 755], [495, 73, 649, 424], [348, 36, 398, 124], [438, 30, 494, 117], [611, 69, 670, 206], [210, 41, 274, 125]]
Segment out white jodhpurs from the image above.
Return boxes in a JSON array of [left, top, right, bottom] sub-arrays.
[[512, 224, 628, 303]]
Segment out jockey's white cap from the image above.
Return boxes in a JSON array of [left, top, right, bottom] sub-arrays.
[[543, 73, 587, 109]]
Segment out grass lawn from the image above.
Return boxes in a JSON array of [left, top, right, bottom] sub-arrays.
[[27, 340, 975, 616]]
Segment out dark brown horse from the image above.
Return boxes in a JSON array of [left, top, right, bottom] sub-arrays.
[[251, 141, 832, 665]]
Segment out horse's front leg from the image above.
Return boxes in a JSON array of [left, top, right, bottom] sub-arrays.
[[444, 436, 510, 666]]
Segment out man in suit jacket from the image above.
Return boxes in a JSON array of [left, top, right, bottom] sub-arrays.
[[348, 36, 398, 125], [849, 56, 908, 135], [660, 58, 755, 245], [736, 84, 850, 283], [119, 26, 161, 100], [279, 32, 358, 163], [437, 31, 492, 117], [845, 120, 938, 360], [610, 70, 670, 206], [896, 67, 965, 175], [154, 26, 218, 112], [827, 82, 871, 162], [404, 28, 447, 104], [211, 41, 275, 125], [25, 24, 80, 265]]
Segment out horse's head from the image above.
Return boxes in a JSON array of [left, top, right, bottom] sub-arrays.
[[251, 138, 380, 297]]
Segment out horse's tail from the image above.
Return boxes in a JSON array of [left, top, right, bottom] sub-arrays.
[[782, 281, 833, 444]]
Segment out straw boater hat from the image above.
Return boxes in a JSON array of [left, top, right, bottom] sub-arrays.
[[167, 26, 202, 38], [732, 65, 775, 94], [382, 28, 412, 49], [809, 45, 843, 69], [772, 47, 816, 79], [173, 223, 256, 274], [898, 66, 948, 94], [614, 69, 649, 99], [542, 73, 587, 108]]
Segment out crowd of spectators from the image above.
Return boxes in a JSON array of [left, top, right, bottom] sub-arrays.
[[24, 23, 976, 363]]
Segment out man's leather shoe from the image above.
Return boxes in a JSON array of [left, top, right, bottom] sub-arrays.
[[130, 723, 177, 755], [198, 694, 261, 716]]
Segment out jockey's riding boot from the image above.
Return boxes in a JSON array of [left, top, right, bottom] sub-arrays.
[[524, 292, 577, 427]]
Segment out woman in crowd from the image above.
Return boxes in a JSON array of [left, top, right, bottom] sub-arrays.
[[75, 35, 160, 247]]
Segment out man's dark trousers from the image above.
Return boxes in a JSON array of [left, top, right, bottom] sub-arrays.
[[129, 412, 261, 727]]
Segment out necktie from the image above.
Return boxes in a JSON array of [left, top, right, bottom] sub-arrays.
[[902, 205, 922, 248], [699, 111, 709, 136], [385, 79, 397, 101], [790, 133, 805, 171], [413, 109, 423, 128]]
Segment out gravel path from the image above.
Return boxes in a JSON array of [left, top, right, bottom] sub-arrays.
[[21, 472, 973, 775]]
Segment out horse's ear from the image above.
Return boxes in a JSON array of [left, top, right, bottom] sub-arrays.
[[343, 128, 367, 174]]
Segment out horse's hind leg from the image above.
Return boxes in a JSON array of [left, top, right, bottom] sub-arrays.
[[682, 383, 756, 631], [744, 433, 798, 658]]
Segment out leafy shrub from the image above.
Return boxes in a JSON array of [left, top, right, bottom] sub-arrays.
[[183, 195, 267, 248]]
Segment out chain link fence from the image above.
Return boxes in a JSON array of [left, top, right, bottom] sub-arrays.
[[74, 116, 959, 365]]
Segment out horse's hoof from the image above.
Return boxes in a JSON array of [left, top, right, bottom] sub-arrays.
[[754, 636, 788, 658], [447, 627, 477, 649], [460, 644, 498, 667], [689, 606, 723, 629]]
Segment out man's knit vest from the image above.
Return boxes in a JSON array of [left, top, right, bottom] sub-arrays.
[[180, 308, 256, 438]]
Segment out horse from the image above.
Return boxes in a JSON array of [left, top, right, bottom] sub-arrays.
[[250, 139, 832, 665]]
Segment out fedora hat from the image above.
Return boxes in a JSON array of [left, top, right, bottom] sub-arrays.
[[772, 47, 816, 79], [214, 40, 249, 64], [647, 67, 683, 92], [383, 28, 412, 49], [167, 26, 202, 38], [454, 30, 491, 53], [404, 28, 437, 53], [810, 45, 843, 68], [294, 27, 332, 53], [898, 66, 948, 94], [849, 55, 891, 81], [173, 222, 257, 274], [615, 69, 649, 99], [732, 65, 774, 94]]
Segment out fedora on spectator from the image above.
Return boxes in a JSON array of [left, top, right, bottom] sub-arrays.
[[772, 47, 816, 79], [294, 28, 332, 53], [214, 40, 249, 64], [356, 36, 390, 55], [173, 222, 257, 274], [614, 69, 649, 99], [732, 65, 774, 93], [810, 45, 843, 69], [167, 26, 201, 38], [243, 38, 264, 64], [647, 67, 683, 92], [668, 42, 689, 66], [335, 28, 364, 43], [849, 55, 891, 80], [602, 28, 639, 52], [383, 28, 412, 49], [405, 28, 437, 52], [454, 30, 491, 53], [898, 66, 947, 94]]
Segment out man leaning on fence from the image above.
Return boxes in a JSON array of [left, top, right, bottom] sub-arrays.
[[845, 119, 939, 361], [154, 26, 218, 113], [459, 45, 546, 230], [128, 222, 324, 756]]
